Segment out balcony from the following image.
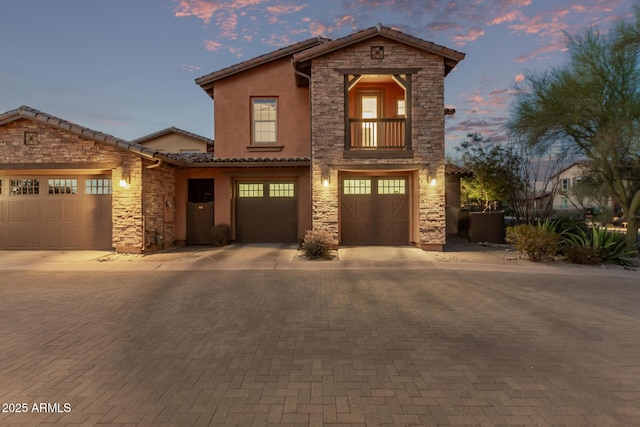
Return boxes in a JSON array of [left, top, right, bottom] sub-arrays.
[[345, 118, 412, 158]]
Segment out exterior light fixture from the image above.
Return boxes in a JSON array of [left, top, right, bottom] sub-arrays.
[[119, 172, 130, 189], [321, 166, 330, 188], [427, 164, 437, 187]]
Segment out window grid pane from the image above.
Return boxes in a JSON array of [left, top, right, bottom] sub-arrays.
[[10, 179, 40, 195], [343, 179, 371, 195], [269, 183, 294, 197], [86, 178, 112, 195], [48, 178, 78, 194], [253, 99, 277, 144], [238, 183, 264, 198], [378, 179, 406, 195]]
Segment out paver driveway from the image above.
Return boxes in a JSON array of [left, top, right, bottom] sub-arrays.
[[0, 268, 639, 426]]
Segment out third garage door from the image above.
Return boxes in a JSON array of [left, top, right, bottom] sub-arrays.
[[340, 176, 409, 245], [235, 181, 297, 243]]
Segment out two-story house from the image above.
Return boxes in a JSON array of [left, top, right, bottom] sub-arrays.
[[186, 25, 465, 250], [0, 25, 464, 252]]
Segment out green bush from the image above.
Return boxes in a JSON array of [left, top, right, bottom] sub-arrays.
[[302, 229, 334, 259], [563, 226, 637, 266], [506, 222, 561, 262], [564, 245, 603, 265], [212, 224, 230, 247]]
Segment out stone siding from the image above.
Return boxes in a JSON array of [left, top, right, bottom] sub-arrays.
[[0, 119, 175, 253], [310, 36, 447, 249], [143, 161, 176, 250]]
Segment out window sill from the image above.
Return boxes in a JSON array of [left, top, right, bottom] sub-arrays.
[[343, 150, 414, 159], [247, 145, 284, 152]]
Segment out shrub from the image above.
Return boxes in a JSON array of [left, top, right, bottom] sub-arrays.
[[212, 224, 230, 247], [563, 226, 637, 266], [302, 229, 333, 259], [564, 245, 603, 265], [506, 222, 561, 262]]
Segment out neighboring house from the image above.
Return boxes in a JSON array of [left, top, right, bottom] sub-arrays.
[[550, 161, 614, 215], [132, 127, 214, 153], [0, 25, 465, 252]]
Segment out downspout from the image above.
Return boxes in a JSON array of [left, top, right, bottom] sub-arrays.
[[142, 158, 163, 251], [293, 66, 312, 237]]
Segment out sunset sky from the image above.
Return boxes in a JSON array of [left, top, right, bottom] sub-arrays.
[[0, 0, 635, 151]]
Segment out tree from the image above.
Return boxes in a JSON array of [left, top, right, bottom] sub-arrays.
[[456, 133, 564, 222], [456, 133, 521, 212], [509, 13, 640, 248]]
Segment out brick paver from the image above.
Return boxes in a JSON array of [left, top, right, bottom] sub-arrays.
[[0, 268, 639, 426]]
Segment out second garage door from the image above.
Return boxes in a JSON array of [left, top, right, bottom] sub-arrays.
[[0, 175, 112, 249], [340, 176, 409, 245], [235, 181, 297, 243]]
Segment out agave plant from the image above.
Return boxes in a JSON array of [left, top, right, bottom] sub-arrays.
[[563, 226, 638, 266]]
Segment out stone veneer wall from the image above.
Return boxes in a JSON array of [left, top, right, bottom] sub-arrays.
[[0, 119, 153, 252], [143, 161, 176, 250], [310, 36, 447, 249]]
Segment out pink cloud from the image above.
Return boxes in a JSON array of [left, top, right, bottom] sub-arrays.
[[515, 73, 525, 83], [203, 39, 221, 51], [453, 27, 485, 46], [181, 64, 202, 72], [515, 43, 566, 62]]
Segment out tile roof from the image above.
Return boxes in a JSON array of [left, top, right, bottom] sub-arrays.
[[131, 127, 214, 147], [0, 105, 177, 164], [292, 24, 465, 76], [445, 163, 473, 177], [195, 37, 330, 97], [163, 153, 310, 167]]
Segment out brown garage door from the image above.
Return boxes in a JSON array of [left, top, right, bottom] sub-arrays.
[[0, 175, 112, 249], [235, 181, 297, 243], [341, 176, 409, 245]]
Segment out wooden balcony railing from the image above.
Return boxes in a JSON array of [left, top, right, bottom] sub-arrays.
[[347, 118, 407, 150]]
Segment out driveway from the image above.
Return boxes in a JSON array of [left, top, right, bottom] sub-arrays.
[[0, 267, 639, 426]]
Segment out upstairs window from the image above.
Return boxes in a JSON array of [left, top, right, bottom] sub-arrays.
[[252, 98, 277, 144]]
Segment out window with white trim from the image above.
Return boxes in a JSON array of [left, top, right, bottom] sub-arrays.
[[561, 179, 569, 190], [252, 98, 277, 144], [561, 197, 569, 209]]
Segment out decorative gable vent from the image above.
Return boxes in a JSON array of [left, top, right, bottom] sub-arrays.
[[370, 46, 384, 59], [24, 131, 38, 145]]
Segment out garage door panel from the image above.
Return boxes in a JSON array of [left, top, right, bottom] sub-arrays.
[[43, 200, 63, 222], [63, 226, 81, 248], [341, 176, 409, 245], [236, 182, 297, 243], [1, 175, 112, 249], [42, 226, 63, 248], [23, 225, 41, 248]]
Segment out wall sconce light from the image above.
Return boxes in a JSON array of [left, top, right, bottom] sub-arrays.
[[119, 173, 130, 189], [321, 166, 330, 188], [427, 165, 437, 187]]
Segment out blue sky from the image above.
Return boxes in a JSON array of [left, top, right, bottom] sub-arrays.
[[0, 0, 635, 151]]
